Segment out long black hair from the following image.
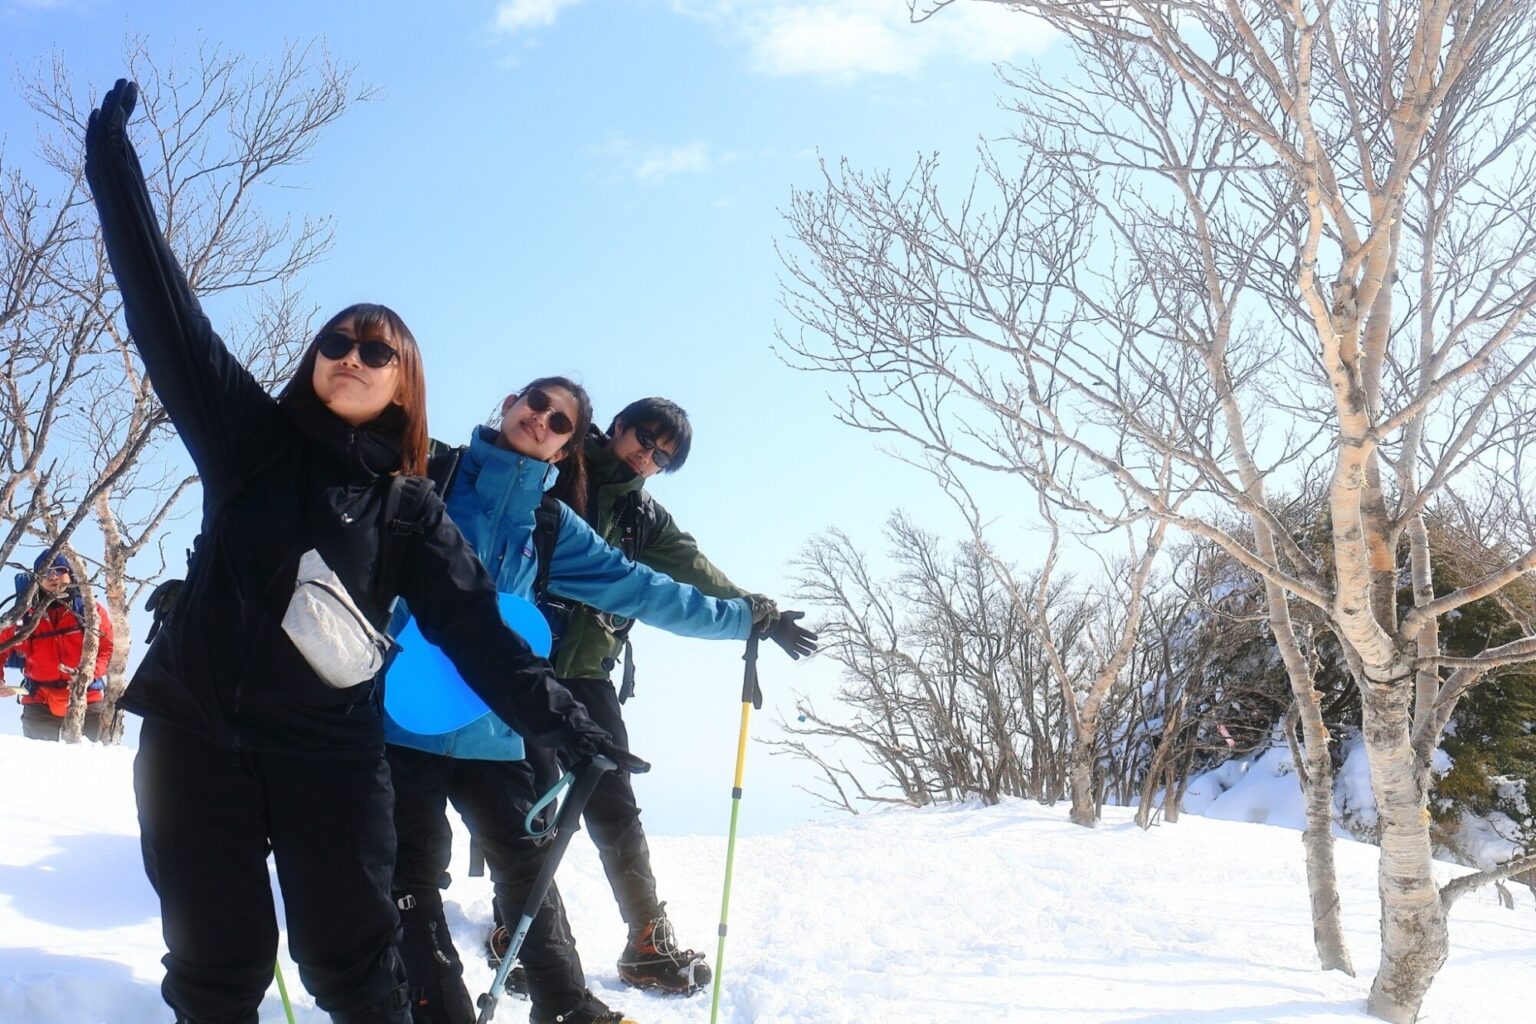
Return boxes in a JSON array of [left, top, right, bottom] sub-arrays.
[[502, 376, 593, 519]]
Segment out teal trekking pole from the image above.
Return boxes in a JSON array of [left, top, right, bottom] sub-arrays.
[[709, 636, 762, 1024], [475, 754, 617, 1024]]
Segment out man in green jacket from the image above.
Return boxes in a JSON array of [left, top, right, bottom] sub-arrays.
[[494, 396, 814, 997]]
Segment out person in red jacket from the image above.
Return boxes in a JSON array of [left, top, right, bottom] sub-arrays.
[[0, 552, 113, 742]]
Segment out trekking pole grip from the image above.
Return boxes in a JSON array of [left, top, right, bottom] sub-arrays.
[[741, 635, 761, 709]]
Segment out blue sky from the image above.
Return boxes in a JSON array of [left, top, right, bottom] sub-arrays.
[[1, 0, 1061, 833]]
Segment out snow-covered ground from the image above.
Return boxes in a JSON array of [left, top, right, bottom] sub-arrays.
[[0, 733, 1532, 1024]]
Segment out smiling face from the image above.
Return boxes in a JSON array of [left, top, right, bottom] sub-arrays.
[[310, 318, 403, 427], [497, 384, 580, 462], [608, 420, 678, 479]]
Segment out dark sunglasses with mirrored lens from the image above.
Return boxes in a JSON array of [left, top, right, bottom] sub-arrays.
[[524, 387, 576, 435], [634, 427, 674, 469], [316, 332, 400, 369]]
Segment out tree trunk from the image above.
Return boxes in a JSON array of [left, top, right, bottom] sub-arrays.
[[1164, 762, 1182, 823], [1362, 670, 1448, 1023], [1136, 694, 1184, 830], [1297, 721, 1352, 975], [93, 578, 133, 745], [1265, 589, 1354, 974], [59, 561, 101, 745], [1068, 720, 1097, 828], [92, 498, 134, 745]]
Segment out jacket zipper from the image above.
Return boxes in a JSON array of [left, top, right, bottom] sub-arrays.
[[486, 457, 531, 583]]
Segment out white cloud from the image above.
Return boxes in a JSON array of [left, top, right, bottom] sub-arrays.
[[493, 0, 585, 35], [752, 6, 920, 76], [596, 138, 720, 184], [636, 141, 714, 181], [677, 0, 1054, 79]]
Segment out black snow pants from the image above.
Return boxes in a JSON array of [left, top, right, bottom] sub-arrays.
[[134, 718, 409, 1024], [552, 678, 661, 927], [387, 744, 586, 1023]]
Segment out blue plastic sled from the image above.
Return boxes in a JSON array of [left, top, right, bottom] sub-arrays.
[[384, 592, 552, 735]]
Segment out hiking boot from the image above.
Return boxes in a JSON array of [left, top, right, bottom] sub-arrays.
[[531, 989, 635, 1024], [483, 924, 528, 997], [395, 893, 474, 1024], [616, 909, 711, 995]]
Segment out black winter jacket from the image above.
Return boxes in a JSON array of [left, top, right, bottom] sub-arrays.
[[85, 98, 604, 756]]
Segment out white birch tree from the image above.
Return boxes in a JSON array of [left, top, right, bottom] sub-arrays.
[[781, 1, 1536, 1017]]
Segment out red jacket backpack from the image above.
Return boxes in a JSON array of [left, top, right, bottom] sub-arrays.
[[0, 596, 114, 717]]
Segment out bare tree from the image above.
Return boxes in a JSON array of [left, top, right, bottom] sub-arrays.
[[942, 465, 1171, 826], [775, 513, 1072, 810], [781, 2, 1536, 1017], [1, 40, 370, 742]]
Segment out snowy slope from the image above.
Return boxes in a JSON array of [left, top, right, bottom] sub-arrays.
[[0, 733, 1532, 1024]]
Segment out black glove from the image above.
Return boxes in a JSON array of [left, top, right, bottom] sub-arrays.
[[746, 593, 779, 632], [758, 609, 818, 660], [85, 78, 139, 163], [568, 730, 652, 775]]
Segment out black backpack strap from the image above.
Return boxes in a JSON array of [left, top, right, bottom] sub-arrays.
[[377, 475, 438, 607], [425, 442, 465, 499], [617, 492, 646, 560], [617, 638, 637, 704], [467, 836, 487, 878], [143, 579, 184, 645], [532, 493, 563, 602]]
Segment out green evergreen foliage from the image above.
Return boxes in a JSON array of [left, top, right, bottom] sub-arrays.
[[1431, 584, 1536, 849]]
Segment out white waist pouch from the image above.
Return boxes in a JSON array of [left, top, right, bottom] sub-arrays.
[[282, 549, 392, 689]]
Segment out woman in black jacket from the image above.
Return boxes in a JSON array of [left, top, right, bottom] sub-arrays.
[[84, 80, 637, 1024]]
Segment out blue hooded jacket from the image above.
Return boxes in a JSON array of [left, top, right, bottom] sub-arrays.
[[383, 426, 752, 760]]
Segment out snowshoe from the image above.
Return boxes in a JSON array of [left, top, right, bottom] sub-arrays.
[[483, 924, 528, 997], [532, 989, 635, 1024], [616, 910, 711, 996]]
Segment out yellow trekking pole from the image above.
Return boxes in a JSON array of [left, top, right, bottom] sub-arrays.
[[710, 636, 762, 1024]]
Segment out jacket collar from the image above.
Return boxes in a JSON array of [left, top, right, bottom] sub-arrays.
[[283, 400, 401, 481], [462, 426, 559, 507], [586, 433, 646, 497]]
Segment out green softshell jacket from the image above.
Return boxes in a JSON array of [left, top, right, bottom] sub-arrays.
[[553, 436, 749, 681]]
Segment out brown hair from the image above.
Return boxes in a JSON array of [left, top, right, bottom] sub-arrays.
[[278, 303, 429, 476], [499, 376, 593, 519]]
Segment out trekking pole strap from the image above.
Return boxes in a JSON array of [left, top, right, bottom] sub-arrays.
[[741, 635, 761, 709], [524, 770, 575, 839]]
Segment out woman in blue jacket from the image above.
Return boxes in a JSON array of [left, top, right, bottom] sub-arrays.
[[385, 376, 769, 1024]]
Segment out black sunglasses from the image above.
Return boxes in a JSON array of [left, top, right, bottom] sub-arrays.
[[316, 332, 400, 369], [524, 387, 576, 436], [633, 426, 674, 469]]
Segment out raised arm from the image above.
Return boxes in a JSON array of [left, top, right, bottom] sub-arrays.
[[83, 79, 277, 500], [545, 504, 751, 641]]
